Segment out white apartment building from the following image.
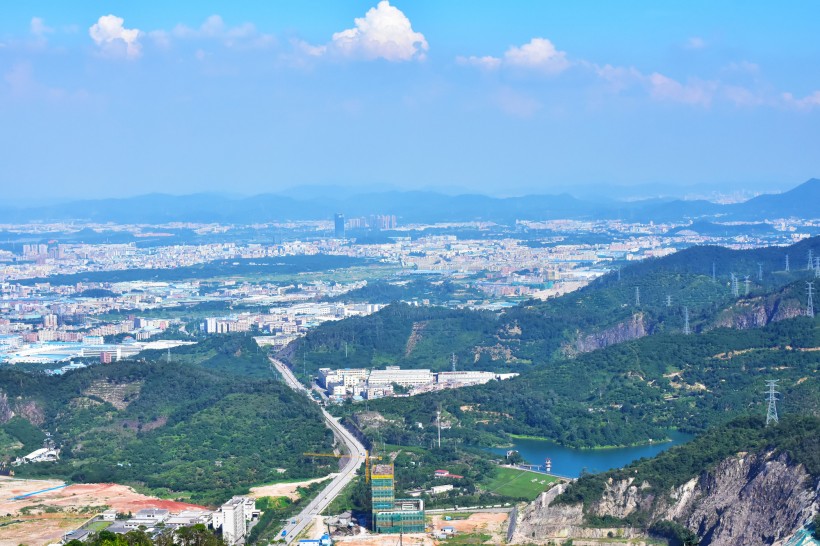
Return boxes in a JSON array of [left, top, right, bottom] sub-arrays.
[[212, 497, 257, 545]]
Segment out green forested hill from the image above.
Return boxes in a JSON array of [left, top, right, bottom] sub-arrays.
[[286, 237, 820, 381], [335, 315, 820, 448], [280, 304, 501, 380], [0, 336, 333, 505]]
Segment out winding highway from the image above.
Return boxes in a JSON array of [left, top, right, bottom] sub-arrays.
[[269, 357, 366, 544]]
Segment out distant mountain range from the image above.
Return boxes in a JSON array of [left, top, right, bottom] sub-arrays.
[[3, 178, 818, 224]]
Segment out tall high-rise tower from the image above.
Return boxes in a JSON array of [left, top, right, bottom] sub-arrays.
[[334, 213, 345, 239], [371, 463, 425, 534]]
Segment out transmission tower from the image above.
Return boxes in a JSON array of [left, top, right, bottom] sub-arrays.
[[809, 249, 814, 270], [744, 276, 751, 296], [712, 262, 716, 282], [635, 287, 640, 306], [666, 295, 672, 307], [765, 380, 780, 426], [757, 262, 763, 282], [683, 307, 690, 335], [451, 353, 457, 373], [731, 273, 739, 297], [815, 257, 820, 279], [807, 282, 815, 318], [785, 254, 790, 272], [617, 266, 621, 281], [436, 406, 442, 448]]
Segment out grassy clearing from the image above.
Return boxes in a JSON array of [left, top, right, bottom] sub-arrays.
[[483, 467, 559, 499], [445, 532, 493, 545]]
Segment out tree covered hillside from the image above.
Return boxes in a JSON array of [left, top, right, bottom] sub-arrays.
[[0, 335, 334, 505], [285, 237, 820, 381], [334, 315, 820, 448]]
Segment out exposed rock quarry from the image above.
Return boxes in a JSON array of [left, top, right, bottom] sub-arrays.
[[569, 313, 648, 356], [512, 451, 819, 546], [513, 484, 643, 544]]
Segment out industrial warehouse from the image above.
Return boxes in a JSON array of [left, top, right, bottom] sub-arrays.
[[318, 365, 518, 400]]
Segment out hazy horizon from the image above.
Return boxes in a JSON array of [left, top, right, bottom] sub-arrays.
[[0, 178, 809, 208]]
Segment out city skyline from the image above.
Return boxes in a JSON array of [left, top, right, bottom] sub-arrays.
[[1, 1, 819, 201]]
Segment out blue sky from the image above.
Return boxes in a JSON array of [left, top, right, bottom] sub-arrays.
[[1, 1, 819, 202]]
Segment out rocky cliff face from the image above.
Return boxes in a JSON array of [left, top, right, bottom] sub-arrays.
[[672, 451, 818, 546], [711, 293, 804, 330], [512, 450, 819, 546], [13, 399, 45, 426], [0, 391, 14, 424], [568, 313, 648, 356], [0, 390, 45, 426]]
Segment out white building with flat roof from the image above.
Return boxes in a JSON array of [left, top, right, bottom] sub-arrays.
[[367, 367, 434, 388]]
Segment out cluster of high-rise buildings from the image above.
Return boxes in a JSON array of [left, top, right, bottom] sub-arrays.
[[335, 212, 399, 239]]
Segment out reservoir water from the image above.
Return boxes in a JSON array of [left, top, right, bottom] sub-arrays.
[[488, 430, 692, 478]]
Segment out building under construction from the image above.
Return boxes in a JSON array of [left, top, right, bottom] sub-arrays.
[[370, 463, 425, 534]]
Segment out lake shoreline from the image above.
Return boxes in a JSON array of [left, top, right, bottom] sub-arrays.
[[489, 430, 693, 478], [507, 433, 676, 450]]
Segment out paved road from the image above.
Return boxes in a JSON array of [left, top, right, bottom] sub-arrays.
[[269, 357, 366, 544]]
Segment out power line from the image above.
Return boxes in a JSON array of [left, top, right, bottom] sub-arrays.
[[765, 380, 780, 426]]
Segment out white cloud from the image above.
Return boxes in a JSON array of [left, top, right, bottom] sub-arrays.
[[3, 61, 88, 102], [782, 91, 820, 110], [723, 60, 760, 75], [458, 37, 570, 74], [685, 36, 706, 50], [504, 38, 569, 74], [456, 55, 501, 70], [89, 14, 142, 59], [293, 39, 327, 57], [30, 17, 53, 38], [165, 15, 274, 49], [149, 30, 172, 49], [595, 64, 644, 92], [648, 73, 715, 106], [326, 1, 428, 61]]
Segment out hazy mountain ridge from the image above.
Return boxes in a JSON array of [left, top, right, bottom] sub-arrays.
[[3, 178, 818, 224]]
